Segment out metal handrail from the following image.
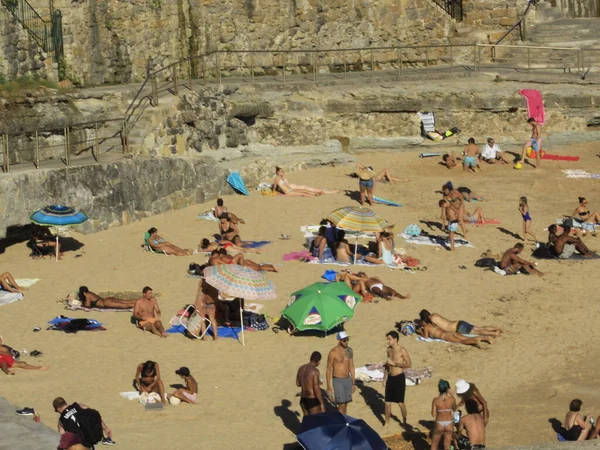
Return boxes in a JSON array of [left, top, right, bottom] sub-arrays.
[[494, 0, 536, 46], [430, 0, 463, 21], [1, 0, 53, 51]]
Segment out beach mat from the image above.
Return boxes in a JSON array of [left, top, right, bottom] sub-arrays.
[[0, 291, 24, 306], [227, 172, 249, 196], [307, 258, 405, 270], [283, 250, 312, 261], [244, 240, 271, 249], [373, 196, 403, 207], [398, 233, 474, 248], [167, 324, 244, 339], [562, 170, 600, 179], [65, 304, 132, 313], [417, 334, 476, 344], [48, 317, 105, 332], [198, 210, 219, 222], [532, 245, 600, 260], [542, 153, 579, 161], [474, 219, 501, 226], [519, 89, 545, 125], [14, 278, 40, 288]]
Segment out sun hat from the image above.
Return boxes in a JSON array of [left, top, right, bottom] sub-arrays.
[[455, 379, 471, 394], [336, 331, 349, 340]]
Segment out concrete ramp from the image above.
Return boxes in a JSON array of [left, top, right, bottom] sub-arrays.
[[0, 397, 58, 450]]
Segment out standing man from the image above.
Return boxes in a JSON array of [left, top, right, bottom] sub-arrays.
[[520, 117, 543, 168], [326, 331, 355, 414], [132, 286, 168, 338], [53, 397, 115, 447], [456, 399, 486, 449], [383, 331, 412, 429], [296, 351, 326, 416]]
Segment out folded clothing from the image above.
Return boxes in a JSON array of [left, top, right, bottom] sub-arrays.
[[399, 233, 474, 248], [48, 316, 105, 332]]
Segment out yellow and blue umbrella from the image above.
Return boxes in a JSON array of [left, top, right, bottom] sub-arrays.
[[325, 206, 388, 233], [30, 205, 88, 261]]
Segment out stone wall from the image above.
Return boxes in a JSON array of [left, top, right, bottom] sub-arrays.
[[0, 7, 54, 82], [555, 0, 599, 17]]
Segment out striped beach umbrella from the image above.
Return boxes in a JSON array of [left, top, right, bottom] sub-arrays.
[[202, 264, 276, 346], [325, 206, 388, 233]]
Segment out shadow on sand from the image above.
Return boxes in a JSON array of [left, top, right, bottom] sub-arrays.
[[274, 399, 302, 435]]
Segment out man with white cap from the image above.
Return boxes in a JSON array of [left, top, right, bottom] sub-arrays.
[[326, 331, 355, 414], [455, 379, 489, 426]]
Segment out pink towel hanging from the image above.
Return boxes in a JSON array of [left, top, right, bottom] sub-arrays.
[[519, 89, 545, 125]]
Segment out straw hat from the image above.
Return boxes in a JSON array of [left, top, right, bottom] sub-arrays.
[[455, 379, 470, 394]]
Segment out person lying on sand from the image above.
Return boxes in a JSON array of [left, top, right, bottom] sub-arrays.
[[457, 186, 484, 202], [442, 153, 457, 169], [199, 238, 263, 254], [418, 309, 502, 337], [78, 286, 136, 310], [132, 286, 168, 338], [414, 320, 493, 348], [0, 349, 48, 375], [147, 227, 192, 256], [464, 207, 485, 224], [499, 243, 543, 276], [214, 198, 245, 224], [337, 271, 410, 300], [0, 272, 25, 293], [555, 226, 594, 259], [209, 249, 278, 272], [273, 167, 337, 197]]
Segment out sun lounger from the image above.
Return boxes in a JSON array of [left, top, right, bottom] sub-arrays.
[[179, 307, 211, 339], [143, 232, 168, 255]]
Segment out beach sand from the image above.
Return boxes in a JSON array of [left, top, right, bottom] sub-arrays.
[[1, 142, 599, 449]]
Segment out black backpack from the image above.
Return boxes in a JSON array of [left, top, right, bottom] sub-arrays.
[[77, 407, 104, 447]]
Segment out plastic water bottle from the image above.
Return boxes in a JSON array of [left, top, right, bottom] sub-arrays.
[[453, 411, 461, 423]]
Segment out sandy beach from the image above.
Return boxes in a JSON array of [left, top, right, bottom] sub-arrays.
[[1, 142, 599, 449]]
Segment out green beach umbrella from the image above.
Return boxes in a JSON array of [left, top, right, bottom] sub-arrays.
[[281, 282, 362, 332]]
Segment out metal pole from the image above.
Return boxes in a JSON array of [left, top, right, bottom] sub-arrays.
[[527, 47, 531, 75], [282, 52, 286, 83], [93, 122, 99, 162], [34, 130, 40, 169], [425, 47, 429, 77], [122, 119, 128, 154], [312, 51, 316, 82], [370, 48, 375, 80], [216, 52, 221, 84], [343, 50, 347, 81], [250, 52, 255, 83], [450, 45, 454, 74], [172, 65, 178, 95]]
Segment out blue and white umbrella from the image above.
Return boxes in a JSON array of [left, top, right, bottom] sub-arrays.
[[30, 205, 88, 261]]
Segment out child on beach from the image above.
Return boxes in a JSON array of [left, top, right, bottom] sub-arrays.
[[463, 138, 481, 173], [518, 197, 538, 244], [168, 367, 197, 404]]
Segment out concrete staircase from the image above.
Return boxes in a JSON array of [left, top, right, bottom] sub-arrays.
[[528, 18, 600, 48]]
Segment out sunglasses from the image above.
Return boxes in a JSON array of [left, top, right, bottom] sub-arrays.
[[341, 338, 350, 342]]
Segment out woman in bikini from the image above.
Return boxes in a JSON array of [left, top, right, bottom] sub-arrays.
[[455, 379, 489, 425], [430, 379, 456, 450], [214, 198, 245, 224], [135, 360, 166, 403], [78, 286, 136, 309], [199, 238, 263, 254], [0, 272, 24, 293], [364, 232, 396, 265], [310, 226, 334, 260], [147, 227, 193, 256], [572, 197, 600, 234], [272, 167, 337, 197], [518, 197, 538, 243], [218, 216, 243, 246], [442, 183, 467, 238], [208, 249, 277, 272]]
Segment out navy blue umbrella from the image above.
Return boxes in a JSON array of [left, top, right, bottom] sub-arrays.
[[297, 411, 388, 450], [30, 205, 88, 261]]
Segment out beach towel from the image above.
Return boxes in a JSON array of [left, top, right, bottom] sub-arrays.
[[198, 210, 220, 222], [307, 258, 405, 270], [227, 172, 249, 195], [243, 240, 271, 249], [166, 324, 245, 339], [65, 304, 133, 313], [398, 233, 474, 248], [417, 334, 477, 344], [48, 317, 105, 332], [562, 170, 600, 179], [14, 278, 40, 288], [373, 196, 403, 207], [301, 225, 374, 240], [283, 250, 313, 261], [0, 291, 24, 306], [356, 364, 433, 384], [120, 392, 141, 401], [519, 89, 545, 125], [542, 154, 579, 162], [474, 219, 501, 226]]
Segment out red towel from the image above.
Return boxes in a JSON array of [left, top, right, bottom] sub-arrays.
[[542, 153, 580, 161], [519, 89, 545, 125], [475, 219, 501, 226]]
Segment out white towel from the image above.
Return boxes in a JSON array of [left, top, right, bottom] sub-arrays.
[[120, 391, 141, 401], [15, 279, 40, 287], [0, 292, 24, 306]]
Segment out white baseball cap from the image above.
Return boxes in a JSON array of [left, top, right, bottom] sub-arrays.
[[336, 331, 349, 340], [455, 379, 471, 394]]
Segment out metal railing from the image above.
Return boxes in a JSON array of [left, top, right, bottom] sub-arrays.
[[0, 118, 126, 173], [480, 43, 582, 74], [430, 0, 463, 21], [494, 0, 536, 47]]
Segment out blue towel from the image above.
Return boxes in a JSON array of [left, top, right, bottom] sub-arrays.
[[244, 240, 271, 249], [373, 196, 403, 207], [48, 317, 103, 329], [227, 172, 249, 196], [167, 324, 243, 339]]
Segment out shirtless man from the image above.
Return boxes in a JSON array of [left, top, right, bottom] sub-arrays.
[[168, 367, 198, 404], [419, 309, 503, 337], [326, 331, 356, 414], [383, 331, 411, 429], [194, 278, 219, 340], [0, 348, 48, 375], [520, 117, 543, 168], [296, 351, 326, 416], [554, 226, 594, 259], [132, 286, 168, 338], [443, 153, 457, 169], [440, 199, 459, 251], [78, 286, 136, 309], [456, 399, 486, 449], [414, 320, 493, 349], [463, 138, 481, 173], [499, 243, 543, 276], [442, 183, 468, 238]]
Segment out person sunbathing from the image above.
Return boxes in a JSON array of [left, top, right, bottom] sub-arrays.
[[464, 207, 485, 224], [273, 167, 337, 197], [0, 348, 48, 375], [364, 232, 396, 265], [334, 231, 355, 263], [442, 153, 457, 169], [135, 360, 166, 403], [457, 186, 484, 202], [132, 286, 168, 338], [363, 274, 410, 300], [414, 320, 493, 348], [499, 243, 543, 276], [310, 226, 333, 260], [32, 224, 63, 259], [554, 226, 594, 259], [214, 198, 245, 224], [419, 309, 502, 337], [571, 197, 600, 234], [563, 399, 594, 441], [78, 286, 136, 310], [199, 238, 263, 254], [147, 228, 192, 256], [210, 249, 278, 272], [0, 272, 24, 293]]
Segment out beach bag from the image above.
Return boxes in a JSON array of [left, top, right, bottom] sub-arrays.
[[321, 270, 338, 282], [474, 258, 496, 268], [403, 257, 420, 267], [77, 407, 104, 447], [404, 224, 420, 237]]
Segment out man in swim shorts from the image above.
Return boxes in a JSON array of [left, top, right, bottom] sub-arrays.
[[0, 351, 48, 375], [419, 310, 503, 337], [132, 286, 168, 338], [456, 399, 486, 449], [384, 331, 412, 429], [499, 243, 543, 276], [326, 332, 355, 414], [169, 367, 198, 404], [462, 138, 481, 172], [554, 226, 594, 259], [440, 199, 459, 251], [520, 117, 543, 168], [296, 351, 326, 415]]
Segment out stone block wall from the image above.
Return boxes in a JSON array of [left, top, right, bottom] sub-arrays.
[[0, 7, 54, 82], [462, 0, 529, 42], [555, 0, 599, 17]]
